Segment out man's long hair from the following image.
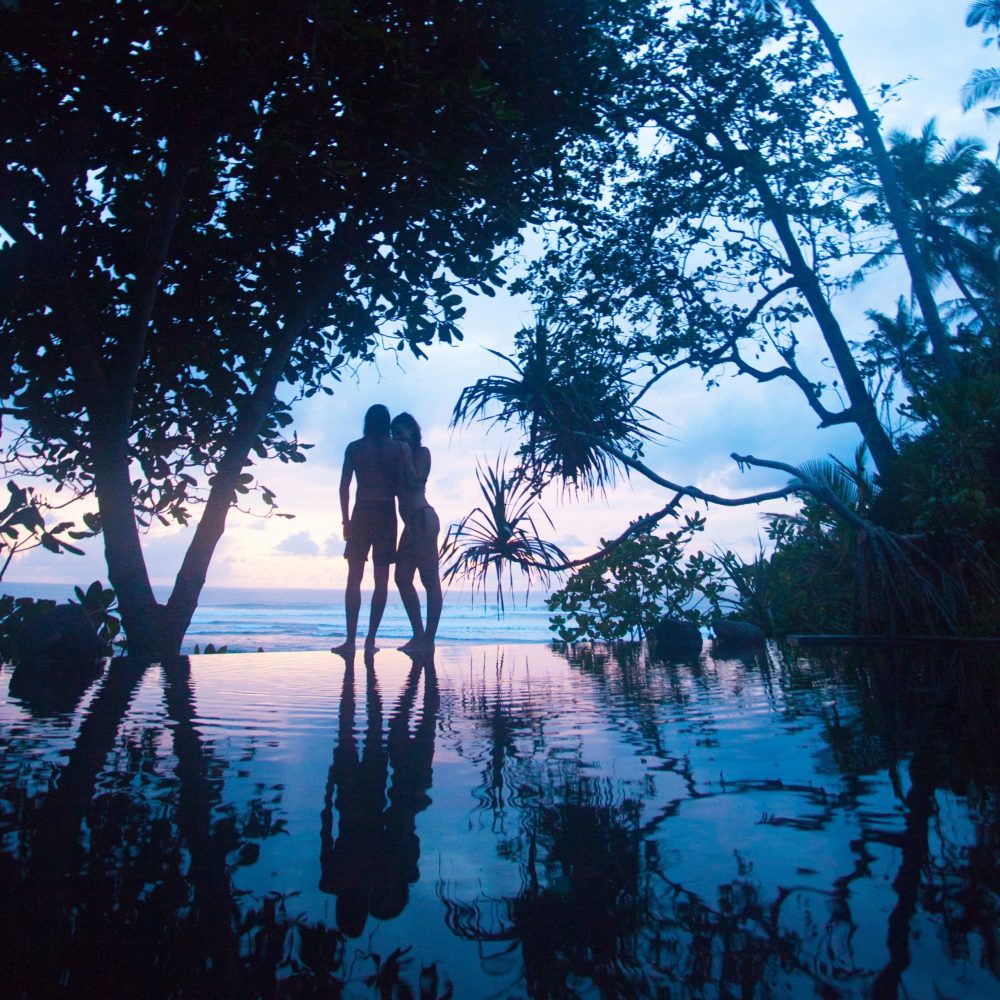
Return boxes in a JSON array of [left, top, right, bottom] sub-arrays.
[[363, 404, 391, 438]]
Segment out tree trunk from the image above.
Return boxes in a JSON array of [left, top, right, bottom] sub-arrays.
[[795, 0, 958, 382], [90, 421, 165, 660], [745, 161, 899, 477], [163, 466, 239, 655], [163, 259, 343, 653]]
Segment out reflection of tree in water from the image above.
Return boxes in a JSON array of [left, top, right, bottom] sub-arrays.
[[441, 646, 1000, 998], [440, 654, 653, 995], [453, 652, 551, 833], [824, 647, 1000, 998], [0, 657, 346, 998], [320, 654, 439, 938], [7, 656, 104, 719]]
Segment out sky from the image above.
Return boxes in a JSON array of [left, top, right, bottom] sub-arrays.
[[7, 1, 999, 592]]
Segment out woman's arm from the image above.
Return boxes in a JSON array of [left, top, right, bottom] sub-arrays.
[[414, 446, 431, 484]]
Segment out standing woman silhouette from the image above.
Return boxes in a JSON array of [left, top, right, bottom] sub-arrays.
[[390, 413, 442, 654]]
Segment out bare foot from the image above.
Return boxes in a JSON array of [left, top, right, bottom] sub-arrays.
[[398, 636, 422, 652], [407, 637, 435, 656], [363, 637, 379, 654], [331, 640, 356, 655]]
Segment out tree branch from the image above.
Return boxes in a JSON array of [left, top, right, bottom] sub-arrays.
[[731, 451, 866, 529], [601, 441, 797, 507], [633, 278, 799, 406], [512, 493, 687, 572], [726, 342, 856, 427]]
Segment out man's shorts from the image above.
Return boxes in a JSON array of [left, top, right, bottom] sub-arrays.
[[344, 502, 397, 565], [396, 506, 440, 573]]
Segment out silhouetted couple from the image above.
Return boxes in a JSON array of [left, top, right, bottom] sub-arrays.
[[331, 404, 442, 656]]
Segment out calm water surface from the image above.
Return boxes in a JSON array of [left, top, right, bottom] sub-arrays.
[[1, 642, 997, 998]]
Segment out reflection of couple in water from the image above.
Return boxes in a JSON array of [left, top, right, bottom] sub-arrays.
[[331, 404, 442, 656], [319, 655, 438, 937]]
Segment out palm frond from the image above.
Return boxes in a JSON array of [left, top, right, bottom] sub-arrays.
[[791, 444, 878, 517], [451, 321, 657, 495], [962, 67, 1000, 114], [966, 0, 1000, 31], [440, 459, 567, 613], [743, 0, 785, 20]]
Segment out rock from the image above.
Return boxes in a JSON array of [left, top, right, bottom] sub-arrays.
[[8, 603, 104, 716], [13, 603, 103, 669], [650, 617, 703, 649], [712, 618, 766, 643]]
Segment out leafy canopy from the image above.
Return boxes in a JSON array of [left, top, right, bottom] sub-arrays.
[[1, 0, 624, 525]]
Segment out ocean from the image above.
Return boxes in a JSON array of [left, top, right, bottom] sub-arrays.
[[0, 582, 557, 653]]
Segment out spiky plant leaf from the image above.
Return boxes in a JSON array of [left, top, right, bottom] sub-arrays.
[[441, 459, 567, 612], [452, 321, 656, 494]]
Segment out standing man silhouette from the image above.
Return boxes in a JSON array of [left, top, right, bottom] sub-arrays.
[[332, 404, 410, 655]]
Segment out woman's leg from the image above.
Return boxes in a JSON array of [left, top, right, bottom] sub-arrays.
[[418, 561, 442, 645], [395, 554, 425, 647], [411, 511, 441, 650]]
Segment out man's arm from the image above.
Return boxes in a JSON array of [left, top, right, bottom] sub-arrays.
[[339, 445, 355, 536]]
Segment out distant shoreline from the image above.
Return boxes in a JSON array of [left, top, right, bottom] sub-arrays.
[[3, 581, 558, 648], [1, 581, 542, 602]]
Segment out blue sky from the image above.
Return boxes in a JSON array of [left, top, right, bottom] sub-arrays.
[[8, 1, 999, 590]]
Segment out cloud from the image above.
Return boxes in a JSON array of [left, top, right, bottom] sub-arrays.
[[274, 530, 320, 556], [323, 533, 342, 557]]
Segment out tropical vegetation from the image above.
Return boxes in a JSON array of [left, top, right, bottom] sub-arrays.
[[448, 0, 1000, 639], [2, 1, 997, 652], [0, 0, 635, 658]]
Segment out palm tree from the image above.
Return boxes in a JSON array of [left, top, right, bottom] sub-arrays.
[[451, 321, 656, 494], [439, 459, 568, 611], [963, 1, 1000, 120], [855, 122, 998, 335], [962, 69, 1000, 121]]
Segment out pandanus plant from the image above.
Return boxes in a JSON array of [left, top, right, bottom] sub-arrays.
[[440, 459, 567, 613], [451, 320, 657, 495]]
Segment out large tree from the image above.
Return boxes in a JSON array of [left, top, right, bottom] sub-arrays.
[[0, 0, 629, 657], [451, 0, 998, 631], [746, 0, 958, 381], [492, 0, 903, 476], [962, 0, 1000, 121]]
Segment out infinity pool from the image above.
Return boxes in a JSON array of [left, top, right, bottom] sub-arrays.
[[1, 642, 997, 998]]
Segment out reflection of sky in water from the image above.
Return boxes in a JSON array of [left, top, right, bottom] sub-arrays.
[[183, 591, 558, 651], [1, 643, 997, 998]]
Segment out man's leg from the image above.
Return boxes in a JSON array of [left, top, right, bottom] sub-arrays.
[[332, 557, 364, 654], [365, 562, 390, 652]]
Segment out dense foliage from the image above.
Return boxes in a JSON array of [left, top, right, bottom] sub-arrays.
[[1, 0, 631, 655], [451, 0, 999, 637], [0, 581, 122, 663], [0, 481, 94, 580], [547, 513, 722, 642]]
